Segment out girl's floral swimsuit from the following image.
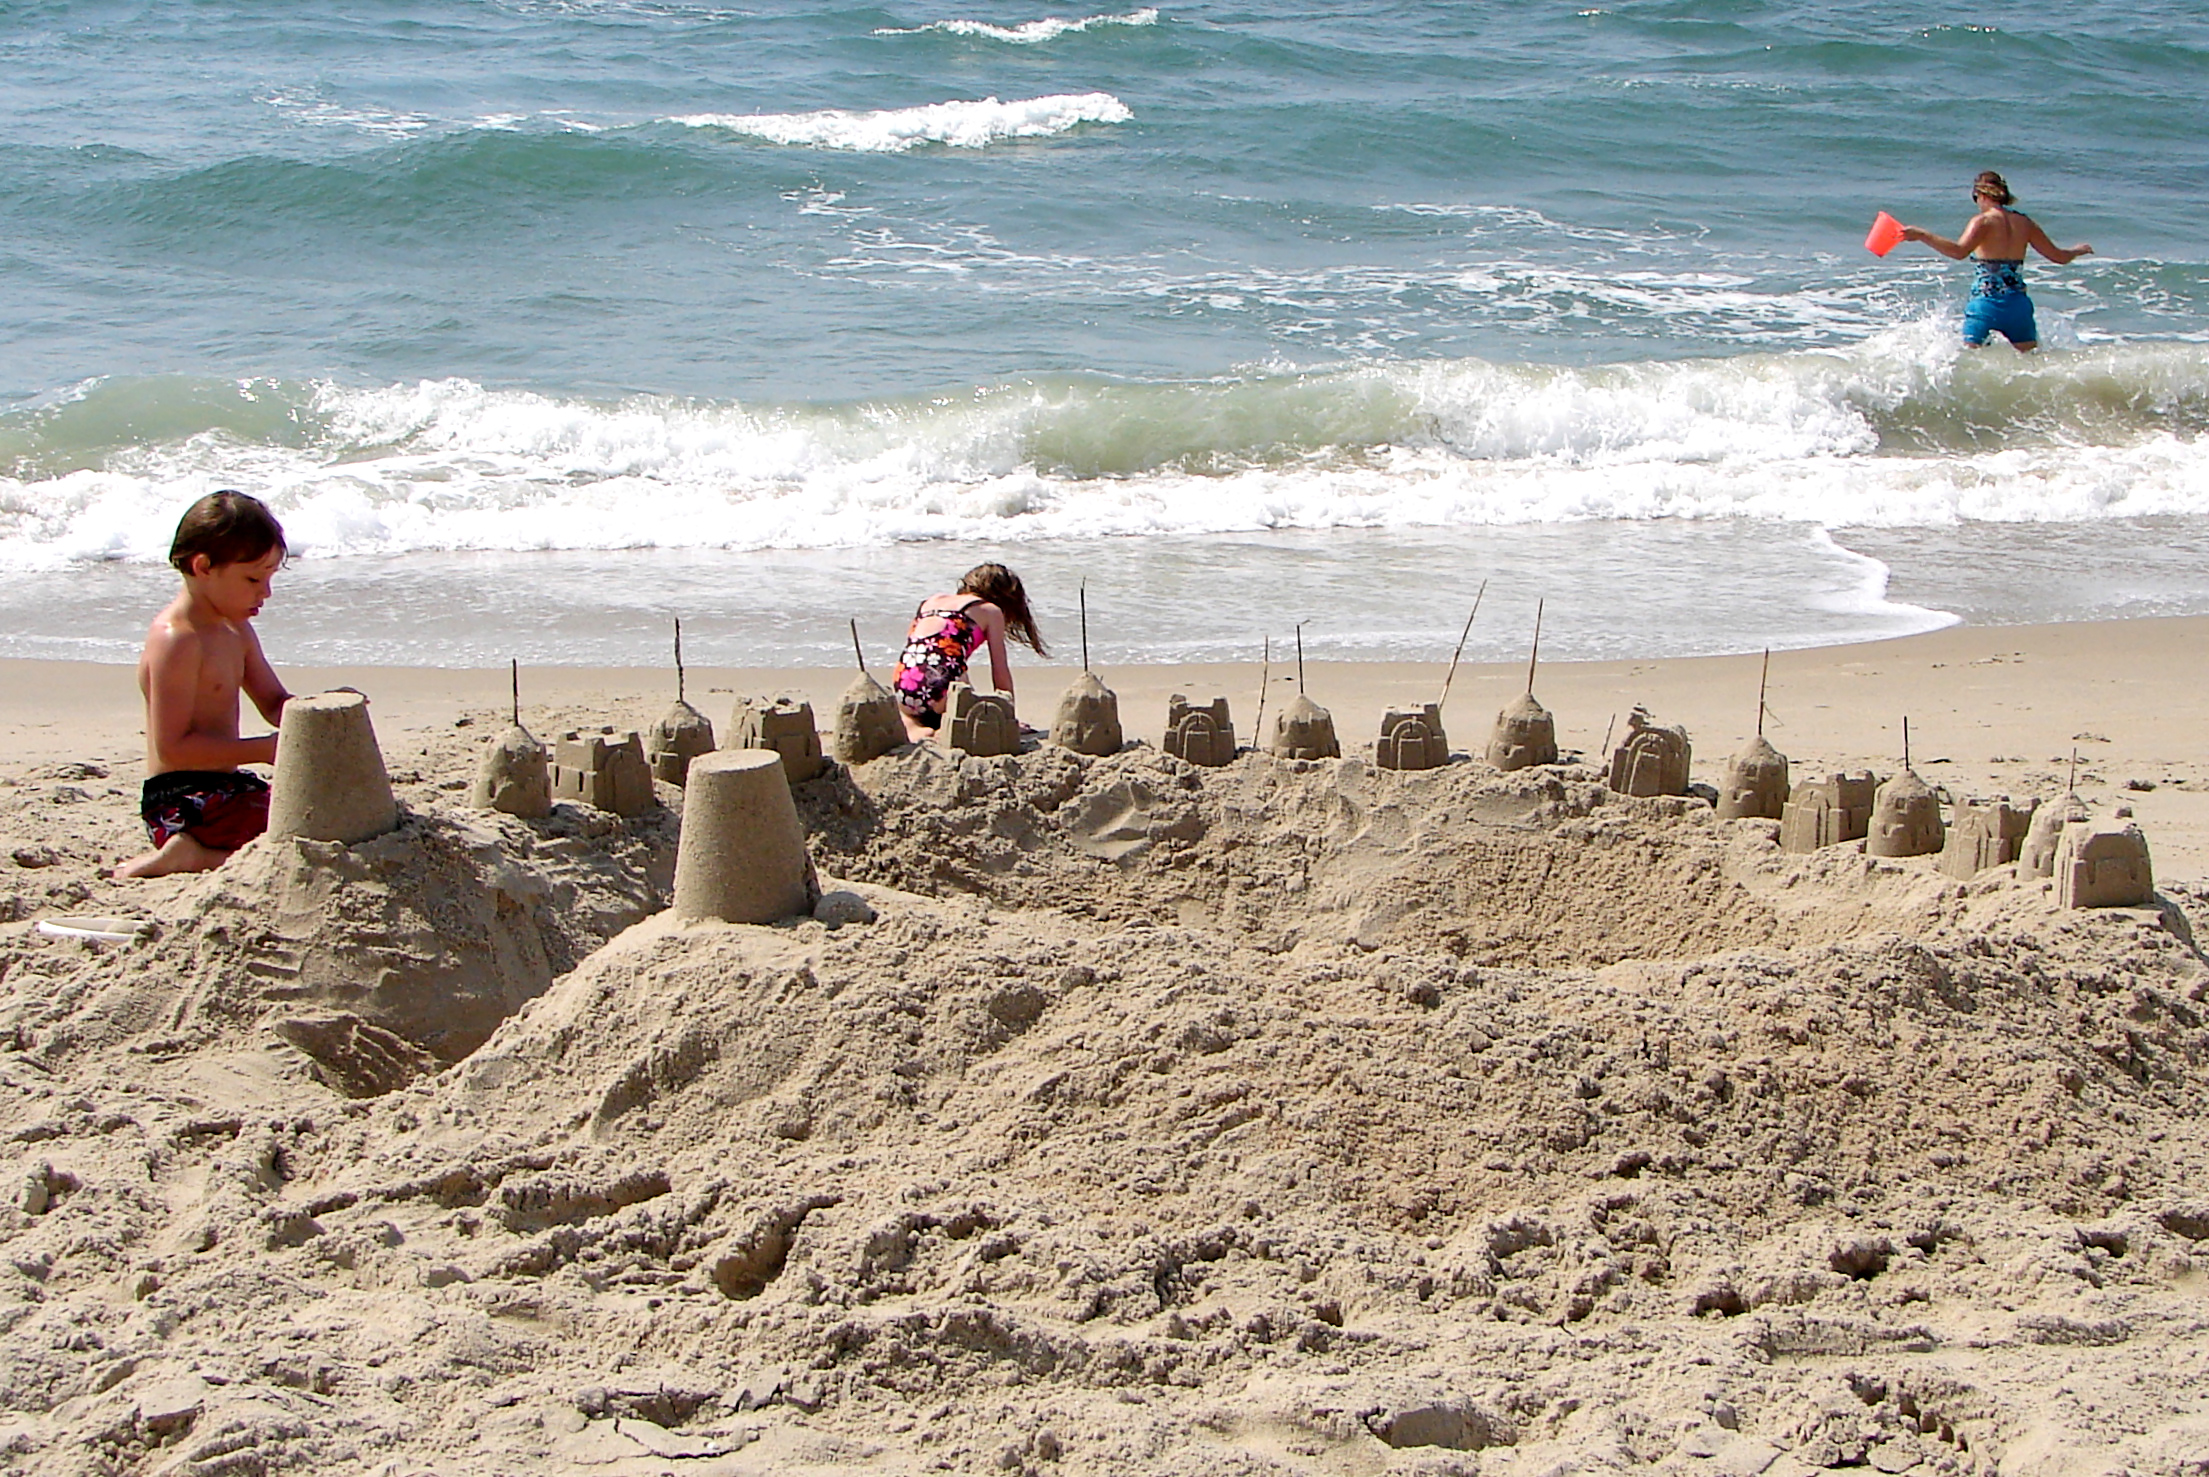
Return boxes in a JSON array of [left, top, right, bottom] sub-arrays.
[[893, 599, 987, 727]]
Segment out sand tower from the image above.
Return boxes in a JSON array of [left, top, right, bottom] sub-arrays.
[[2053, 820, 2155, 908], [671, 749, 820, 925], [1716, 735, 1790, 820], [1163, 695, 1236, 767], [1051, 670, 1124, 756], [1487, 693, 1557, 771], [946, 683, 1020, 758], [1607, 707, 1691, 797], [833, 673, 905, 764], [1866, 769, 1943, 858], [645, 619, 716, 786], [647, 702, 715, 786], [1376, 704, 1449, 771], [267, 691, 399, 846], [1270, 693, 1341, 760], [729, 696, 825, 784], [472, 725, 551, 819], [552, 729, 655, 816], [1779, 772, 1878, 853], [1939, 797, 2033, 879], [2020, 792, 2092, 877]]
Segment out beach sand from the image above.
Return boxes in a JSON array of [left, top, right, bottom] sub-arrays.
[[1, 617, 2205, 1474]]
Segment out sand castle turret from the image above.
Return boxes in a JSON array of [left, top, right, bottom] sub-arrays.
[[471, 724, 552, 819], [671, 749, 820, 924], [729, 696, 825, 784], [1606, 707, 1691, 797], [1866, 769, 1943, 858], [1716, 735, 1789, 820], [2053, 820, 2155, 908], [268, 691, 399, 846], [1487, 693, 1557, 772], [1779, 772, 1877, 853], [1939, 796, 2033, 879], [2020, 792, 2091, 877], [946, 683, 1020, 757], [1051, 671, 1123, 757], [1163, 695, 1235, 767], [1376, 704, 1448, 771], [833, 673, 905, 764], [647, 701, 716, 786], [1270, 693, 1340, 760], [552, 729, 655, 816]]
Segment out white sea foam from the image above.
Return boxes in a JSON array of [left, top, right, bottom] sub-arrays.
[[3, 338, 2205, 575], [670, 93, 1131, 152], [874, 9, 1159, 43]]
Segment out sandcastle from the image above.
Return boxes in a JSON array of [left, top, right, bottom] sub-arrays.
[[1487, 693, 1557, 771], [728, 696, 825, 783], [671, 749, 820, 925], [1866, 768, 1944, 858], [946, 683, 1020, 758], [2053, 819, 2155, 909], [2020, 792, 2092, 876], [1375, 704, 1448, 771], [551, 729, 655, 817], [833, 673, 906, 764], [1939, 797, 2034, 878], [267, 691, 399, 845], [647, 701, 716, 786], [1716, 735, 1790, 820], [1163, 695, 1236, 767], [1051, 671, 1124, 757], [471, 724, 551, 819], [1779, 772, 1878, 853], [1269, 693, 1341, 760], [1606, 707, 1690, 797]]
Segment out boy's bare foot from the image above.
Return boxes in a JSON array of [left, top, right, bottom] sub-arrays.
[[114, 834, 229, 879]]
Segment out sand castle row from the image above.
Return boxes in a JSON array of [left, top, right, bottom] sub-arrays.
[[268, 670, 2157, 940]]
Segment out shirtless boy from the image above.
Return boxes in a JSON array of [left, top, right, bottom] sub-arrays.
[[116, 492, 293, 879]]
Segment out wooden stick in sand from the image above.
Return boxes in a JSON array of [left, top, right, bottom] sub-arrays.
[[1295, 620, 1309, 696], [1525, 597, 1545, 694], [1903, 714, 1911, 772], [1599, 712, 1616, 760], [1435, 579, 1487, 714], [510, 658, 520, 729], [2068, 745, 2079, 796], [673, 617, 687, 705], [1255, 636, 1271, 742], [1757, 647, 1771, 737], [1080, 581, 1090, 673], [850, 618, 866, 674]]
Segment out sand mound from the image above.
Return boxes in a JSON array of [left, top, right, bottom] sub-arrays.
[[1, 802, 675, 1096], [1, 742, 2207, 1474]]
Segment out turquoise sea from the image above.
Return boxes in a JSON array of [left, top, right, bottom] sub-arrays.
[[2, 1, 2205, 667]]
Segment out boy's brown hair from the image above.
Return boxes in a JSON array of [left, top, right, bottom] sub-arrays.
[[169, 491, 286, 574]]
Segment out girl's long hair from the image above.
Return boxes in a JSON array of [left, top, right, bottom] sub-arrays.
[[960, 563, 1048, 655]]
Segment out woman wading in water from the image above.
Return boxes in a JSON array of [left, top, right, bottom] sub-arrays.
[[1901, 170, 2092, 352]]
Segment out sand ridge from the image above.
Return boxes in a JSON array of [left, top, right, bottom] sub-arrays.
[[0, 675, 2205, 1474]]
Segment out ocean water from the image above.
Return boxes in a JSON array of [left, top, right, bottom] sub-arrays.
[[2, 0, 2205, 668]]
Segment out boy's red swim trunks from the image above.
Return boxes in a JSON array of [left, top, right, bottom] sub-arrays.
[[140, 770, 271, 852]]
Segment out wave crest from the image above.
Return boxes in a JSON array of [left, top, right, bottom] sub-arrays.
[[668, 92, 1131, 152], [874, 9, 1159, 44]]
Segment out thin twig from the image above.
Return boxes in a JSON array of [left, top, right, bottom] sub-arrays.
[[850, 618, 865, 674], [1599, 712, 1616, 761], [1436, 580, 1487, 713], [1757, 647, 1770, 738], [1255, 636, 1271, 744], [510, 658, 519, 729], [1080, 581, 1090, 674], [674, 616, 686, 705], [1295, 620, 1309, 695], [1525, 598, 1545, 695]]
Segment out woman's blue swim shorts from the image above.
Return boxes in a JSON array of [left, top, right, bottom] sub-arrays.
[[1962, 291, 2038, 347]]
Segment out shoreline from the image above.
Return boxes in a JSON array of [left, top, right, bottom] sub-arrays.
[[8, 613, 2205, 882]]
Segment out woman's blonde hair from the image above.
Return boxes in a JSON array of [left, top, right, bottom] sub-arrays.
[[1972, 170, 2014, 206]]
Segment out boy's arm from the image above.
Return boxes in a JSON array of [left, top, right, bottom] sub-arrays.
[[240, 621, 293, 728], [145, 626, 279, 771]]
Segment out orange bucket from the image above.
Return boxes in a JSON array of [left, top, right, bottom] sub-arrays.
[[1864, 210, 1905, 257]]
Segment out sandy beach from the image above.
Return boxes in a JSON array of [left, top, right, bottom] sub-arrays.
[[1, 616, 2205, 1475]]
